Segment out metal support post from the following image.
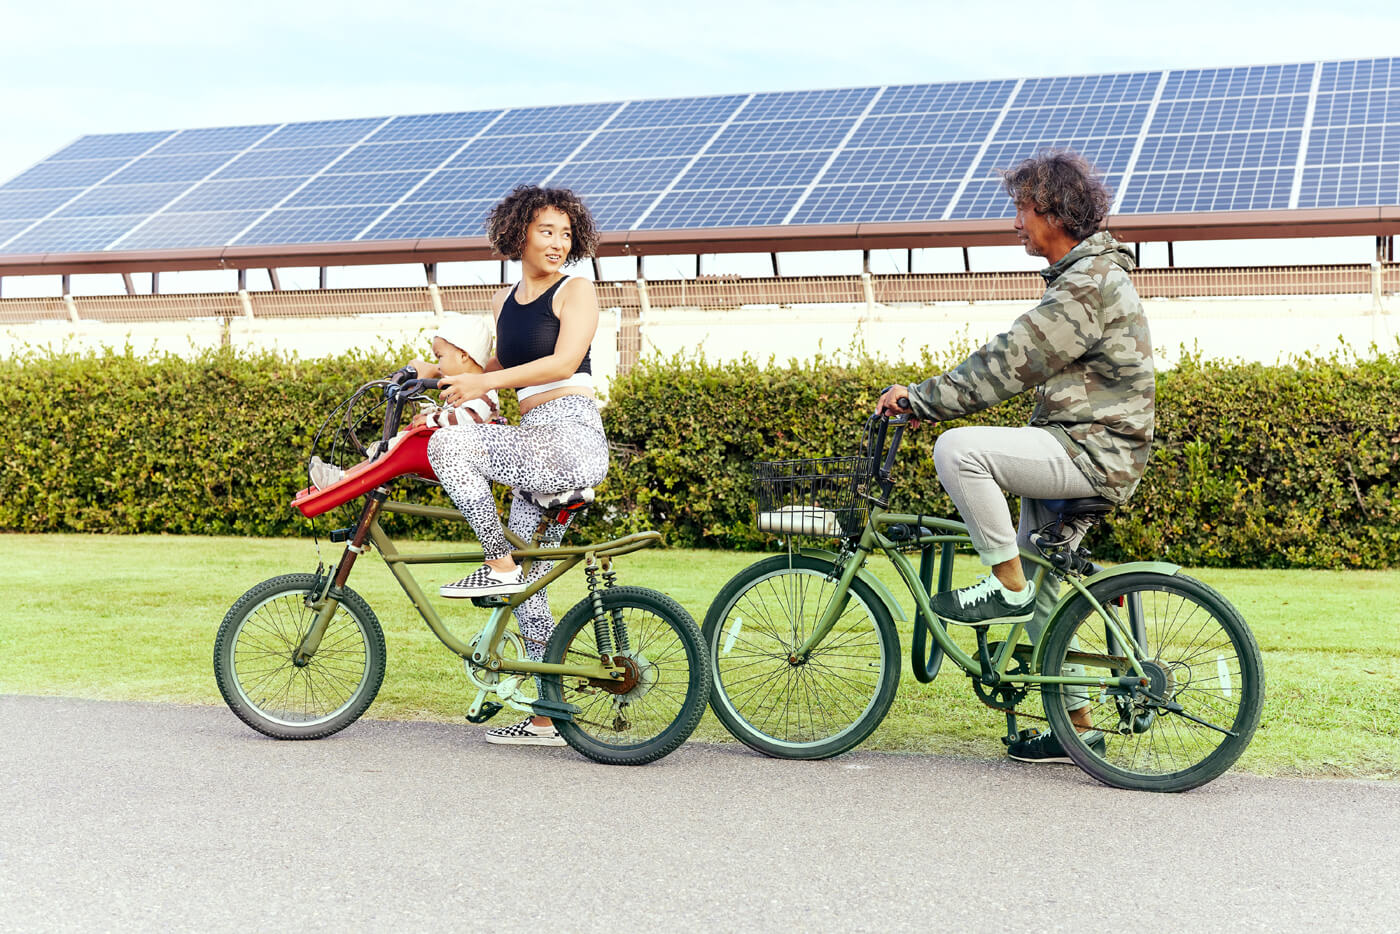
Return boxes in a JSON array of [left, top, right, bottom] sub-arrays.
[[267, 268, 281, 291], [1167, 241, 1175, 267], [860, 271, 876, 320], [427, 282, 444, 324], [151, 272, 160, 295], [318, 266, 328, 289], [907, 248, 914, 274], [962, 247, 971, 273], [696, 254, 701, 277], [122, 273, 136, 296], [862, 249, 871, 274], [237, 268, 247, 290], [770, 252, 780, 277], [592, 258, 602, 280], [424, 262, 437, 285], [61, 275, 78, 323], [499, 260, 507, 284]]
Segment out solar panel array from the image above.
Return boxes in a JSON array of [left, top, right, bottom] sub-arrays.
[[2, 57, 1397, 255]]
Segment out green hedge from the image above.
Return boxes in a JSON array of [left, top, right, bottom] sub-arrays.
[[2, 344, 1396, 568]]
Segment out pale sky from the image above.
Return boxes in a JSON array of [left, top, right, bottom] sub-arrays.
[[1, 0, 1397, 285]]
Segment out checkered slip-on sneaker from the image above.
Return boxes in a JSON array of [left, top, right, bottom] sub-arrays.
[[440, 565, 526, 598], [484, 717, 566, 746]]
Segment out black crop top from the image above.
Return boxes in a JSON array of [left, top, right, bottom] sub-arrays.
[[495, 276, 592, 375]]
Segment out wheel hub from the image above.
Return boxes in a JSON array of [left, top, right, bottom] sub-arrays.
[[1138, 657, 1175, 701], [591, 651, 656, 699]]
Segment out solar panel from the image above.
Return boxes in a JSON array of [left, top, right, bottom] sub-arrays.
[[166, 176, 306, 213], [358, 199, 497, 241], [370, 111, 504, 142], [233, 205, 387, 245], [2, 56, 1398, 256], [551, 157, 691, 194], [638, 186, 807, 229], [329, 139, 465, 174], [114, 210, 266, 250], [408, 166, 555, 203], [1298, 58, 1400, 208]]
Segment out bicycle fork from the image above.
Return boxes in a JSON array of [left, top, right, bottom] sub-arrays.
[[294, 490, 386, 665]]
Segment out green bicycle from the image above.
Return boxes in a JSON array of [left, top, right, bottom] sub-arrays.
[[214, 373, 710, 765], [704, 414, 1263, 792]]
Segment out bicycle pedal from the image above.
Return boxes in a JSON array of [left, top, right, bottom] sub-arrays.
[[1001, 727, 1041, 747], [466, 702, 503, 724], [470, 595, 511, 608]]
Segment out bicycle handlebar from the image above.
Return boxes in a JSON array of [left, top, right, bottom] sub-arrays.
[[380, 376, 442, 448]]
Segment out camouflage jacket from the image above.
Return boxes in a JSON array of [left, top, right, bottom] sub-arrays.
[[906, 231, 1155, 504]]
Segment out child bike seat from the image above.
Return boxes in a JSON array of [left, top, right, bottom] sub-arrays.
[[292, 425, 439, 519]]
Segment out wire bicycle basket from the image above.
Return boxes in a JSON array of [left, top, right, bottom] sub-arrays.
[[751, 414, 907, 540], [752, 454, 876, 540]]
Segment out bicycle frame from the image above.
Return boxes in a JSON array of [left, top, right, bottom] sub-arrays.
[[788, 416, 1177, 695], [295, 490, 658, 688]]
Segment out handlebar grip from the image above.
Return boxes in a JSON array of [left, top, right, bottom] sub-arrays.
[[389, 365, 418, 385], [386, 377, 440, 400]]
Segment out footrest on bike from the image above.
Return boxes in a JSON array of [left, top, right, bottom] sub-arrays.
[[1002, 727, 1042, 748], [470, 595, 512, 608], [466, 702, 504, 724], [529, 699, 581, 723]]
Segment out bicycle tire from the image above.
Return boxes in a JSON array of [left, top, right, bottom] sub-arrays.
[[214, 574, 386, 740], [540, 586, 709, 766], [1040, 572, 1263, 792], [702, 554, 901, 760]]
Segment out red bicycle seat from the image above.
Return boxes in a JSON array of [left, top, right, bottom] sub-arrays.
[[292, 425, 439, 518]]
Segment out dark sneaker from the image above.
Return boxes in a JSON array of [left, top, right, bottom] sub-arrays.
[[1008, 729, 1106, 764], [484, 717, 565, 747], [932, 575, 1036, 626], [440, 565, 526, 598]]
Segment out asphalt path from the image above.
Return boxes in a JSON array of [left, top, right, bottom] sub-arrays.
[[2, 695, 1397, 933]]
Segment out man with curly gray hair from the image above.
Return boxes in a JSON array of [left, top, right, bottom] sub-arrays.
[[878, 150, 1154, 764]]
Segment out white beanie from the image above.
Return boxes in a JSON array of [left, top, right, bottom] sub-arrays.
[[432, 314, 492, 368]]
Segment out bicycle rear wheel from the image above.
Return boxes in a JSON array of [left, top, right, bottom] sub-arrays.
[[214, 574, 386, 740], [1040, 572, 1263, 792], [703, 554, 900, 760], [540, 586, 709, 766]]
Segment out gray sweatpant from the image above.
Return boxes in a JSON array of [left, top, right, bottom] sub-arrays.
[[933, 425, 1098, 709]]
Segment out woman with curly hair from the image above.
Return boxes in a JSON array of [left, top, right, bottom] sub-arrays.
[[421, 185, 608, 745]]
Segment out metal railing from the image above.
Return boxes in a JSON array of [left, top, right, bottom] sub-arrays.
[[1, 265, 1393, 326]]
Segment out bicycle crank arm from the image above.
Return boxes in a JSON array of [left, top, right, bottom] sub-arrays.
[[530, 699, 582, 722]]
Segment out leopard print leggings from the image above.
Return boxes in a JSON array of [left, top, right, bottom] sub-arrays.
[[426, 395, 609, 659]]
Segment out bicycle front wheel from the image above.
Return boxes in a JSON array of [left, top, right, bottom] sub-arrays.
[[703, 554, 900, 760], [1040, 572, 1263, 792], [541, 586, 709, 766], [214, 574, 386, 740]]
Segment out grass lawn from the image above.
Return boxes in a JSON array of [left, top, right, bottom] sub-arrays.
[[3, 533, 1397, 780]]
